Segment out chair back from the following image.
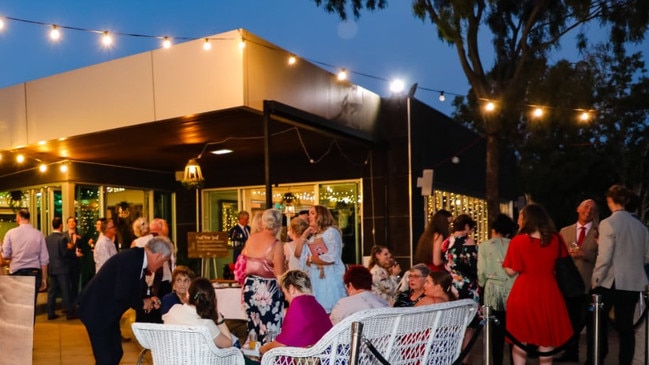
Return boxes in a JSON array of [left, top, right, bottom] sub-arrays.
[[131, 322, 245, 365]]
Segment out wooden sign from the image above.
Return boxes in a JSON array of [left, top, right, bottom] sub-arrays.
[[187, 231, 229, 258]]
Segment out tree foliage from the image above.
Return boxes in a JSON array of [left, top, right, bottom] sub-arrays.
[[313, 0, 649, 219]]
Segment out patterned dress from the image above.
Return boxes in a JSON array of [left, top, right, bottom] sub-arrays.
[[442, 234, 480, 304]]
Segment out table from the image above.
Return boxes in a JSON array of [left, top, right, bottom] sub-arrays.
[[214, 286, 247, 320]]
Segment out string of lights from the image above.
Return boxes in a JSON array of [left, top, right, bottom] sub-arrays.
[[0, 14, 597, 120]]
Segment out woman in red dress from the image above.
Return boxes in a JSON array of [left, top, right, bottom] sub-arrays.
[[503, 203, 573, 365]]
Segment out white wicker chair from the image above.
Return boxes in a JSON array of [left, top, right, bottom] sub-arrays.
[[131, 323, 246, 365], [261, 298, 478, 365]]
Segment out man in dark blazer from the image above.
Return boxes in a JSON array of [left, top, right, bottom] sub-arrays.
[[45, 217, 75, 320], [592, 185, 649, 365], [229, 210, 250, 264], [78, 235, 173, 365], [557, 199, 598, 363]]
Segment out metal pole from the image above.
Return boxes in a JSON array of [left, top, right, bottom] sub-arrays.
[[643, 285, 649, 365], [592, 294, 602, 365], [483, 305, 492, 365], [349, 321, 364, 365]]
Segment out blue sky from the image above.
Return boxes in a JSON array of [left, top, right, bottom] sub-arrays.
[[0, 1, 645, 117]]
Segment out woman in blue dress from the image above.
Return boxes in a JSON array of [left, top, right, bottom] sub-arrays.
[[294, 205, 346, 313]]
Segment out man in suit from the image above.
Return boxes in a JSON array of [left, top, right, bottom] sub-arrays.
[[78, 235, 173, 365], [556, 199, 598, 363], [229, 210, 250, 263], [45, 217, 76, 320], [592, 185, 649, 365]]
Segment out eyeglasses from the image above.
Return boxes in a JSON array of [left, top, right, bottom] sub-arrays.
[[409, 274, 425, 278]]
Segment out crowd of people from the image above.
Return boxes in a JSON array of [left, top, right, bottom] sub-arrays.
[[3, 182, 648, 365]]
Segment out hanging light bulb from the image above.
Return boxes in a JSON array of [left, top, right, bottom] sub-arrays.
[[484, 102, 495, 112], [162, 36, 172, 49], [101, 31, 112, 47], [390, 79, 405, 93], [39, 163, 48, 172], [337, 69, 347, 81], [60, 163, 68, 172], [0, 17, 5, 31], [579, 111, 591, 122], [16, 154, 25, 163], [239, 39, 246, 49], [288, 55, 297, 65], [532, 107, 544, 118], [439, 91, 446, 102], [50, 25, 61, 41], [203, 38, 212, 51]]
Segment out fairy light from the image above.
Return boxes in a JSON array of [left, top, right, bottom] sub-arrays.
[[50, 25, 60, 41], [532, 107, 544, 118], [390, 79, 405, 93], [0, 17, 5, 31], [162, 36, 171, 49], [39, 163, 47, 172], [484, 102, 496, 112], [439, 91, 446, 102], [60, 163, 68, 172], [203, 38, 211, 51], [16, 154, 25, 163], [288, 55, 296, 65], [101, 31, 112, 47], [238, 39, 246, 49], [579, 111, 591, 122], [337, 69, 347, 81]]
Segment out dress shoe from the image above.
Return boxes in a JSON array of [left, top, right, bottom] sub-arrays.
[[47, 314, 60, 320], [555, 353, 579, 362]]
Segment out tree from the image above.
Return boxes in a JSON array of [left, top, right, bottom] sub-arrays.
[[313, 0, 649, 219]]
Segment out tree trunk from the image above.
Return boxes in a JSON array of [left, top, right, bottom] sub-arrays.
[[486, 132, 500, 219]]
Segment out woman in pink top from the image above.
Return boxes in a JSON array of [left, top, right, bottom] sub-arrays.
[[241, 209, 286, 345], [260, 270, 332, 355]]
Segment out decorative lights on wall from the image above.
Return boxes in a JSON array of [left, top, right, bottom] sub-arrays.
[[428, 190, 489, 243]]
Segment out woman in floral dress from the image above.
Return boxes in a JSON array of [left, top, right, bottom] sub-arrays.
[[241, 209, 286, 345]]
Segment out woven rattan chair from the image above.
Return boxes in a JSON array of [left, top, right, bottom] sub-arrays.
[[131, 323, 245, 365], [261, 298, 478, 365]]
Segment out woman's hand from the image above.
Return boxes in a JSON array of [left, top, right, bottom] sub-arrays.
[[390, 262, 402, 277]]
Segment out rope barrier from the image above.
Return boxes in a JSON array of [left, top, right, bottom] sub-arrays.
[[452, 318, 485, 365]]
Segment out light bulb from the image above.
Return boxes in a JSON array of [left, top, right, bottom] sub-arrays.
[[0, 18, 5, 31], [16, 154, 25, 163], [288, 56, 296, 65], [162, 36, 171, 49], [50, 25, 61, 41], [580, 111, 590, 122], [102, 31, 112, 46], [239, 39, 246, 49], [390, 79, 405, 93], [60, 164, 68, 172], [485, 102, 495, 112], [533, 108, 543, 118], [337, 69, 347, 81], [203, 38, 212, 51], [439, 91, 446, 102], [39, 164, 47, 172]]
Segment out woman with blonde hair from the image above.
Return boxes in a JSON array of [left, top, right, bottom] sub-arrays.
[[294, 205, 346, 313], [241, 209, 286, 345]]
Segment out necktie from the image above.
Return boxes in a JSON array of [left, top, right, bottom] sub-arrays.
[[577, 226, 586, 247]]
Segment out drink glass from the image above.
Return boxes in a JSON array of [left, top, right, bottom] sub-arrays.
[[248, 331, 257, 349]]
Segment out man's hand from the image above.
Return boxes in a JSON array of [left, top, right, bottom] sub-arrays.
[[39, 278, 47, 291]]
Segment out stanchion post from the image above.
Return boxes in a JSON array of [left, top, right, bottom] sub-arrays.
[[483, 305, 492, 365], [349, 321, 364, 365], [644, 285, 649, 365], [592, 294, 602, 365]]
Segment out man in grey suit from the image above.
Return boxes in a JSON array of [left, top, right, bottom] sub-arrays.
[[557, 199, 598, 363], [45, 217, 76, 319], [592, 185, 649, 365]]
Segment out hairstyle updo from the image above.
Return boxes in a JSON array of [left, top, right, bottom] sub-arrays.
[[188, 277, 218, 322]]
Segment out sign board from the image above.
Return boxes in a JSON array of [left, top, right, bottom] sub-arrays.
[[187, 231, 229, 258]]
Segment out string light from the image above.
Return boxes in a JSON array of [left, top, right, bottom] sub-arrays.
[[60, 163, 68, 172], [101, 31, 112, 47], [50, 25, 60, 41], [162, 36, 171, 49], [16, 154, 25, 163], [390, 79, 405, 93], [39, 163, 47, 172], [337, 69, 347, 81], [532, 107, 544, 118], [203, 38, 211, 51], [0, 15, 598, 120], [484, 102, 496, 112]]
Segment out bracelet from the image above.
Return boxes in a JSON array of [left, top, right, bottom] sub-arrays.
[[216, 313, 226, 325]]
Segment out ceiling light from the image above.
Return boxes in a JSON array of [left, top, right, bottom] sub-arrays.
[[210, 149, 233, 155], [203, 38, 212, 51], [182, 158, 204, 189], [162, 36, 171, 49]]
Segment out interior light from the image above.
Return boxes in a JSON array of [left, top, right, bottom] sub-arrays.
[[210, 149, 233, 155], [337, 69, 347, 81], [288, 55, 296, 65], [102, 31, 112, 47], [162, 36, 171, 49], [485, 102, 495, 112], [39, 164, 47, 172], [203, 38, 212, 51], [439, 91, 446, 102], [50, 25, 61, 41], [532, 108, 544, 118], [390, 79, 405, 93]]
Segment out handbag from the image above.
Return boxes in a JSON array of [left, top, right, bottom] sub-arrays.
[[555, 234, 585, 298], [234, 252, 247, 285]]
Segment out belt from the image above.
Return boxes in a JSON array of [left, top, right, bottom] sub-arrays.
[[11, 268, 42, 275]]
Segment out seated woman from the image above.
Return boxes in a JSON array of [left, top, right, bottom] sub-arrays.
[[161, 265, 195, 315], [394, 263, 430, 307], [330, 265, 389, 324], [367, 245, 402, 305], [162, 277, 233, 348], [415, 271, 457, 307], [259, 270, 332, 355]]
